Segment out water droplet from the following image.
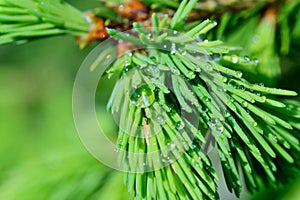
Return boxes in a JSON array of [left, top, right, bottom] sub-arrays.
[[130, 85, 155, 108], [259, 83, 265, 87], [142, 65, 161, 79], [156, 115, 165, 125], [253, 58, 259, 64], [283, 141, 290, 148], [114, 148, 119, 153], [170, 143, 176, 151], [239, 85, 245, 91], [271, 134, 277, 142], [210, 118, 218, 126], [213, 54, 221, 61], [173, 30, 178, 35], [225, 110, 231, 118], [254, 147, 261, 155], [191, 159, 196, 164], [106, 54, 111, 59], [171, 43, 176, 48], [222, 77, 228, 83], [217, 125, 224, 133], [183, 142, 188, 150], [204, 39, 209, 43], [228, 80, 237, 88], [163, 44, 167, 48], [232, 55, 239, 64], [171, 68, 179, 75], [217, 87, 223, 93], [203, 96, 211, 102], [188, 71, 195, 78], [196, 35, 202, 42], [252, 122, 257, 127], [170, 43, 177, 54], [237, 71, 243, 78], [244, 56, 250, 62], [261, 96, 267, 102], [176, 121, 185, 130], [150, 56, 157, 63], [243, 101, 248, 107], [202, 107, 209, 113], [182, 51, 187, 56], [126, 52, 133, 57], [124, 64, 133, 72], [205, 62, 214, 71], [263, 116, 267, 120]]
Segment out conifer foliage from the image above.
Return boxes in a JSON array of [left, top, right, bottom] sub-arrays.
[[1, 0, 300, 199]]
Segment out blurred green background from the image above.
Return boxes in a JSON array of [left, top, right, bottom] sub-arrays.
[[0, 1, 128, 199], [0, 28, 128, 200], [0, 1, 300, 200]]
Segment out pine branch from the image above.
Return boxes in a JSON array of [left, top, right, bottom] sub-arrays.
[[105, 2, 300, 198], [95, 0, 300, 84], [0, 0, 91, 45], [142, 0, 275, 12], [1, 0, 300, 199]]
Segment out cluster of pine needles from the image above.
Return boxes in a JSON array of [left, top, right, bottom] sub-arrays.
[[1, 0, 300, 199], [105, 1, 300, 199]]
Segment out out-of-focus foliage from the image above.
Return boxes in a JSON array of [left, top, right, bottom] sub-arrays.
[[0, 33, 129, 199], [211, 1, 300, 86]]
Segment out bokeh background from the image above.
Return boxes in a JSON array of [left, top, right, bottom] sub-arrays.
[[0, 1, 300, 200]]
